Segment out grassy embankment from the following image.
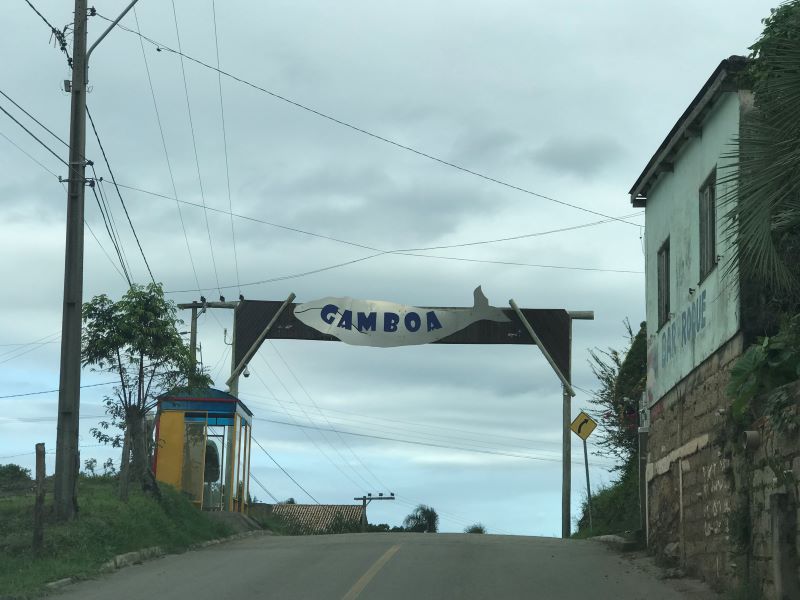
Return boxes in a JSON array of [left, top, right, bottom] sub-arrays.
[[0, 476, 232, 598], [572, 459, 640, 540]]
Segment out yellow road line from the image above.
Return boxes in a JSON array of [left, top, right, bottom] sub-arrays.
[[341, 544, 401, 600]]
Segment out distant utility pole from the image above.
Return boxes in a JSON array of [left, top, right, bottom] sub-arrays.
[[177, 298, 238, 380], [354, 493, 395, 531], [54, 0, 141, 521]]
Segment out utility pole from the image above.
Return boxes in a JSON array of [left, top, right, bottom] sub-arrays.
[[177, 298, 237, 381], [354, 493, 395, 532], [53, 0, 88, 522], [54, 0, 142, 521], [562, 318, 573, 540]]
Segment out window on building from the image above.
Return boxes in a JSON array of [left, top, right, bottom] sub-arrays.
[[658, 238, 670, 329], [699, 168, 717, 281]]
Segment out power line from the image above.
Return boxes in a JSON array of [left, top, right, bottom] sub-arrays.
[[0, 381, 116, 401], [250, 471, 279, 503], [97, 13, 639, 227], [0, 129, 59, 177], [0, 331, 60, 360], [0, 88, 67, 148], [251, 435, 320, 504], [254, 415, 614, 468], [20, 0, 71, 64], [89, 183, 133, 285], [0, 103, 68, 167], [251, 360, 369, 492], [268, 342, 392, 493], [86, 106, 156, 283], [211, 0, 241, 295], [170, 0, 222, 296], [132, 7, 201, 293], [396, 252, 644, 274]]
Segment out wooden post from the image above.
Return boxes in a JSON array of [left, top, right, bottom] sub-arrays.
[[33, 443, 46, 555]]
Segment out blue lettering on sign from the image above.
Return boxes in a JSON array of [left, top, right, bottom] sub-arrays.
[[404, 312, 421, 332], [337, 310, 353, 330], [357, 312, 377, 332], [319, 306, 446, 335], [426, 311, 443, 332], [321, 304, 338, 325], [384, 312, 400, 332], [660, 290, 708, 369]]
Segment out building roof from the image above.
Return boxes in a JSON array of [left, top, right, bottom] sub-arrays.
[[262, 503, 367, 534], [628, 56, 748, 207]]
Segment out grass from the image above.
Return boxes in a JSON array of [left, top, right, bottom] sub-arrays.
[[572, 459, 641, 540], [0, 475, 232, 599]]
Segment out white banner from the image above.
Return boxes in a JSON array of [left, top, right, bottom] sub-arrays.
[[293, 286, 509, 348]]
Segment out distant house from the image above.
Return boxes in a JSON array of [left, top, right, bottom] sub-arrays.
[[629, 56, 755, 586], [250, 503, 368, 534]]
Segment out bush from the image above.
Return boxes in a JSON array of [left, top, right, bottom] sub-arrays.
[[464, 523, 486, 534]]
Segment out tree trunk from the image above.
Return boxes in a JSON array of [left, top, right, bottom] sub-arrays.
[[118, 427, 131, 502], [128, 409, 161, 500]]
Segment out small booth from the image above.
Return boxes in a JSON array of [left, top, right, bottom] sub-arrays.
[[153, 387, 252, 513]]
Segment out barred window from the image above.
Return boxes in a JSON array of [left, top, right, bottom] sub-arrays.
[[699, 169, 717, 281], [658, 238, 670, 329]]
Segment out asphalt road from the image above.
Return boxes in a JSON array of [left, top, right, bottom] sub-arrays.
[[56, 533, 706, 600]]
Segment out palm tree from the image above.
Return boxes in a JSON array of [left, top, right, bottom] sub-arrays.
[[723, 2, 800, 300], [403, 504, 439, 533]]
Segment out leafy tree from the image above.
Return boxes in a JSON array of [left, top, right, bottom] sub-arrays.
[[464, 523, 486, 534], [402, 504, 439, 533], [0, 464, 31, 492], [82, 283, 207, 501], [721, 1, 800, 299], [586, 320, 646, 466]]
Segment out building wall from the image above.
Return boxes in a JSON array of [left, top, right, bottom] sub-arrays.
[[646, 333, 743, 589], [644, 91, 744, 406]]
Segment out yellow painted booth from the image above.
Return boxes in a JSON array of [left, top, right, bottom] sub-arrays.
[[153, 388, 252, 512]]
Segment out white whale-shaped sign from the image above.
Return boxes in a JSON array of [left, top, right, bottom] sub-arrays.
[[293, 286, 510, 348]]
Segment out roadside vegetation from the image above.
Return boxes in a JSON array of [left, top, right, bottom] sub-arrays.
[[573, 321, 645, 539], [0, 472, 231, 599]]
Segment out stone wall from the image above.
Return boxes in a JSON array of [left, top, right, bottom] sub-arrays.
[[735, 386, 800, 599], [646, 333, 800, 597], [646, 332, 744, 590]]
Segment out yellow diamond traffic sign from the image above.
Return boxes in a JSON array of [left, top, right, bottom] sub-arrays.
[[570, 411, 597, 441]]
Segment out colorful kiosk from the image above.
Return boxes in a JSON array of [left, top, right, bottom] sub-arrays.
[[153, 387, 253, 513]]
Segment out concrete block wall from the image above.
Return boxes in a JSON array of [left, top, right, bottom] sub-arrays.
[[646, 333, 743, 589], [647, 336, 800, 597]]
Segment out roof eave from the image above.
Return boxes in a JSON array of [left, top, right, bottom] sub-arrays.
[[628, 56, 748, 207]]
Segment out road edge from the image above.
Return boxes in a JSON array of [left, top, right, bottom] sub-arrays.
[[43, 529, 270, 592]]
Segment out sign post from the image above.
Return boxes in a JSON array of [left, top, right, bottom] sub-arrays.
[[570, 410, 597, 534]]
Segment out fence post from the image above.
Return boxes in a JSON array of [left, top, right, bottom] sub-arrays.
[[33, 442, 46, 555]]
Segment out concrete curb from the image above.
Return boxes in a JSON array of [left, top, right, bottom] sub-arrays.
[[44, 529, 268, 591]]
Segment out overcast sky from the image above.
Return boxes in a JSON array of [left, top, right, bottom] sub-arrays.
[[0, 0, 776, 535]]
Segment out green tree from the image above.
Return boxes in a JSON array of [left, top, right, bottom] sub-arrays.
[[464, 523, 486, 534], [722, 1, 800, 299], [586, 320, 646, 466], [402, 504, 439, 533], [82, 283, 206, 501]]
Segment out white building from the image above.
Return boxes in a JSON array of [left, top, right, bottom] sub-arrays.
[[629, 55, 753, 586]]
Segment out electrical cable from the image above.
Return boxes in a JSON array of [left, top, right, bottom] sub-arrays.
[[0, 129, 59, 177], [132, 7, 202, 293], [86, 106, 156, 283], [253, 415, 614, 468], [170, 0, 222, 296], [0, 381, 116, 401], [250, 361, 368, 492], [89, 184, 133, 285], [268, 342, 392, 493], [250, 471, 279, 503], [251, 435, 320, 504], [0, 103, 68, 167], [211, 0, 241, 296], [0, 88, 67, 148], [97, 13, 640, 227]]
